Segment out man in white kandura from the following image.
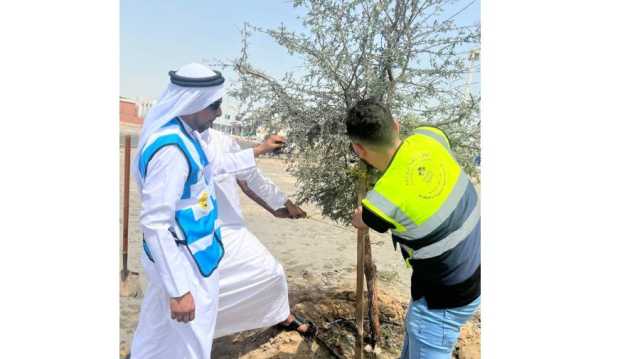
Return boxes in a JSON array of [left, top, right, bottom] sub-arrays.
[[201, 126, 317, 339], [130, 63, 283, 359]]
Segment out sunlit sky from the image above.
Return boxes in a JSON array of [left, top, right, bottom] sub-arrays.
[[121, 0, 480, 106]]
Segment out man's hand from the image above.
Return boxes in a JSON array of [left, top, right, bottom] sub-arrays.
[[285, 200, 307, 218], [170, 291, 195, 323], [254, 135, 286, 156], [351, 206, 368, 229], [274, 200, 307, 219]]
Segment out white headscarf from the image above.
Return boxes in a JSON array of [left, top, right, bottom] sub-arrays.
[[133, 63, 225, 185]]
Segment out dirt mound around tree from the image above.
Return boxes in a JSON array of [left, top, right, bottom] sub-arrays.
[[213, 286, 480, 359]]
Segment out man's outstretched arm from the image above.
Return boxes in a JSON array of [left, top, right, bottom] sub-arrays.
[[237, 174, 307, 219], [237, 179, 276, 215], [228, 135, 306, 218]]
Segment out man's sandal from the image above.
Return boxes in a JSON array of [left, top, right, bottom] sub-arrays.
[[276, 314, 317, 338]]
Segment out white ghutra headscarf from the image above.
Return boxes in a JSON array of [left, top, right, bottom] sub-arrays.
[[133, 63, 225, 185]]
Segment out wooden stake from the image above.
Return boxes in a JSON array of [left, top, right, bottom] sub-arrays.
[[355, 226, 365, 358], [357, 162, 382, 355], [121, 135, 131, 281], [355, 161, 367, 359], [364, 230, 382, 350]]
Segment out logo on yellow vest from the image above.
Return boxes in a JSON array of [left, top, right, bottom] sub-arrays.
[[406, 153, 446, 200]]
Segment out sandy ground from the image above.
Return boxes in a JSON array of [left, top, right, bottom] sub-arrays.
[[119, 145, 479, 358]]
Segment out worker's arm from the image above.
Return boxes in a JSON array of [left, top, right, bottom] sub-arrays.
[[351, 205, 396, 233], [139, 146, 196, 322]]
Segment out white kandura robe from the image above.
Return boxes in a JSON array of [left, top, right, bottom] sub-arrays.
[[201, 129, 291, 339], [131, 120, 257, 359]]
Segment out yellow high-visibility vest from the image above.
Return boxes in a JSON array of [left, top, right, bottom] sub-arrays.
[[362, 126, 480, 261]]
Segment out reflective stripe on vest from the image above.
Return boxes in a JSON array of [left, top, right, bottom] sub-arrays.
[[398, 199, 479, 259], [138, 118, 224, 277], [139, 120, 208, 199], [362, 126, 478, 260], [414, 126, 451, 151], [364, 173, 470, 240]]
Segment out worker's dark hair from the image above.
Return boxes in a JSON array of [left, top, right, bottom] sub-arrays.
[[345, 98, 395, 147]]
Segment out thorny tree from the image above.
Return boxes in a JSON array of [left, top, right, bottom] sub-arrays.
[[219, 0, 480, 351]]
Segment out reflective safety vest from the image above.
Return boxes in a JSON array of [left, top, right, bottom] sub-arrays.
[[138, 118, 224, 277], [362, 126, 480, 264]]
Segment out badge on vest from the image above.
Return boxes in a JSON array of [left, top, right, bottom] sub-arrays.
[[405, 153, 447, 200]]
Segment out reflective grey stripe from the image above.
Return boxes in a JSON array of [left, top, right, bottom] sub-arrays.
[[188, 233, 214, 255], [414, 129, 450, 150], [396, 174, 470, 240], [365, 190, 414, 229], [399, 243, 412, 254], [410, 200, 480, 259]]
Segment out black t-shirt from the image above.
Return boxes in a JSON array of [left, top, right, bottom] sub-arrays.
[[361, 205, 480, 309], [362, 205, 396, 233]]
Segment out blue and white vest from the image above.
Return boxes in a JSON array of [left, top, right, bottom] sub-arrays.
[[138, 118, 224, 277]]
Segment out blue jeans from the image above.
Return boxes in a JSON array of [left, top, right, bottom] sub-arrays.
[[400, 296, 480, 359]]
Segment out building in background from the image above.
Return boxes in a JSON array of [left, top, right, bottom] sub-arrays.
[[120, 97, 144, 145], [120, 97, 142, 126], [120, 96, 250, 142], [120, 97, 156, 128], [211, 101, 245, 136], [135, 98, 156, 119]]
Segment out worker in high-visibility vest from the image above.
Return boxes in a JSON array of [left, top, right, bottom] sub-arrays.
[[346, 98, 480, 359]]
